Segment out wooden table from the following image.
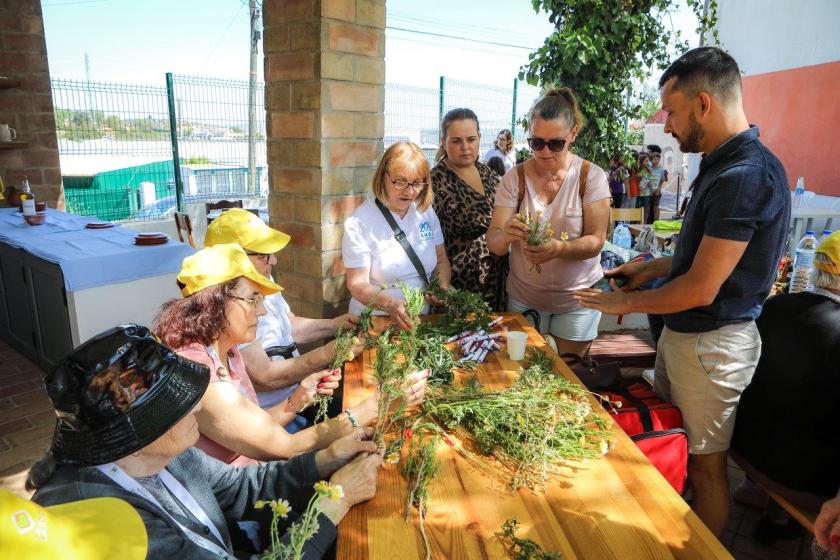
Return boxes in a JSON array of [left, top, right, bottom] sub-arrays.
[[338, 314, 731, 559]]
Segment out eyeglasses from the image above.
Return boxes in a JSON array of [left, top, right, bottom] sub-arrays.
[[228, 294, 265, 307], [387, 172, 428, 191], [527, 137, 569, 153]]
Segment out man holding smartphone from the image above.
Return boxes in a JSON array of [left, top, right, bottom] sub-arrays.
[[575, 47, 790, 536]]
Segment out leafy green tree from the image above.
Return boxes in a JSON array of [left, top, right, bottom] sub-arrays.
[[522, 0, 716, 164]]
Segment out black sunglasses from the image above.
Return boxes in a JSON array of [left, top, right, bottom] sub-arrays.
[[527, 137, 568, 153]]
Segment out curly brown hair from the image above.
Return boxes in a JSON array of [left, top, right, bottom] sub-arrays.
[[153, 279, 238, 348]]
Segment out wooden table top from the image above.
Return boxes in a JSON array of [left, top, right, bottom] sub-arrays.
[[337, 313, 731, 560]]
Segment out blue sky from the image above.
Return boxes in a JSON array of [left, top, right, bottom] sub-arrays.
[[42, 0, 698, 88]]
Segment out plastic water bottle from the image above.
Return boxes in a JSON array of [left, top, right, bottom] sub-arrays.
[[792, 177, 805, 210], [819, 229, 832, 244], [790, 230, 818, 293], [612, 222, 632, 250]]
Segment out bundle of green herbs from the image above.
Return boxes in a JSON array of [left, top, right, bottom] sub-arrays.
[[313, 326, 360, 422], [420, 277, 493, 337], [496, 518, 562, 560]]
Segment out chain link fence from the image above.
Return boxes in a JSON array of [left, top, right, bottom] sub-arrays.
[[53, 75, 535, 222]]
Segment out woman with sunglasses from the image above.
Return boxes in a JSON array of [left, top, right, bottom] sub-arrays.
[[430, 108, 508, 310], [28, 324, 383, 558], [487, 88, 611, 356], [343, 141, 451, 330], [154, 244, 428, 466]]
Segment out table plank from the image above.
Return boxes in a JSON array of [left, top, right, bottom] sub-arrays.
[[338, 313, 731, 559]]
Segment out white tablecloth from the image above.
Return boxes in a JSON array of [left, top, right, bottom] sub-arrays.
[[0, 208, 194, 291]]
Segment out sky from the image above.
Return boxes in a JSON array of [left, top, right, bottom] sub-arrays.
[[42, 0, 700, 89]]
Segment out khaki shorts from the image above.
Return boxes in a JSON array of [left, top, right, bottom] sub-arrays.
[[654, 322, 761, 455]]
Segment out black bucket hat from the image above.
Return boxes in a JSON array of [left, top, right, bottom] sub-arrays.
[[46, 324, 210, 466]]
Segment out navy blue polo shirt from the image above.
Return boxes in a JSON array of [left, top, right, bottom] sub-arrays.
[[663, 127, 790, 333]]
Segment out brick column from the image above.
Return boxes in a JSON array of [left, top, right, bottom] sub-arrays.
[[0, 0, 63, 208], [264, 0, 385, 318]]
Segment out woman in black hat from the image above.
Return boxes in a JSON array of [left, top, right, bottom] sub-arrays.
[[27, 324, 383, 559]]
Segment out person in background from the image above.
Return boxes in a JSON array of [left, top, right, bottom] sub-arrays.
[[487, 87, 611, 356], [431, 109, 507, 310], [486, 156, 506, 177], [27, 324, 383, 558], [483, 128, 516, 172], [607, 151, 628, 208], [204, 209, 364, 428], [344, 142, 451, 329], [625, 151, 644, 209], [730, 231, 840, 540], [155, 244, 428, 466], [648, 150, 669, 222], [636, 153, 655, 222], [575, 47, 791, 536]]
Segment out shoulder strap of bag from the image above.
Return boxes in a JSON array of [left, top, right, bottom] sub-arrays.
[[374, 198, 429, 287], [610, 386, 654, 432], [579, 159, 591, 200], [516, 163, 526, 213]]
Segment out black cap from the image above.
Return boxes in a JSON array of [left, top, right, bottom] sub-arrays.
[[46, 324, 209, 466]]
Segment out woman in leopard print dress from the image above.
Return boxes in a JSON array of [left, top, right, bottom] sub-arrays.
[[431, 108, 507, 310]]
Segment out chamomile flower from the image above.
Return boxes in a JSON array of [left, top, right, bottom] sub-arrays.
[[385, 451, 400, 464]]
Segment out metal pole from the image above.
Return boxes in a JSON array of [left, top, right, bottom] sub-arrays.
[[511, 78, 518, 137], [247, 0, 260, 196], [699, 0, 711, 47], [165, 72, 185, 213], [438, 76, 445, 124]]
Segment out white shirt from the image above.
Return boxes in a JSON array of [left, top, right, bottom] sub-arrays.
[[251, 292, 300, 408], [342, 194, 444, 315], [483, 147, 516, 172]]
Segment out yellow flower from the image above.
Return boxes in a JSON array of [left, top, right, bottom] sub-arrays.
[[579, 435, 586, 446], [351, 336, 362, 345], [535, 210, 542, 216], [599, 440, 609, 455], [559, 231, 569, 242], [344, 351, 355, 362], [379, 283, 388, 290], [385, 451, 400, 464], [271, 499, 291, 519], [327, 484, 344, 502], [313, 481, 331, 495], [254, 499, 270, 510]]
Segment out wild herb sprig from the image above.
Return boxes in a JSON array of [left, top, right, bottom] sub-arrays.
[[258, 481, 344, 560], [496, 518, 562, 560], [516, 211, 569, 273], [423, 361, 611, 490], [314, 327, 359, 423], [421, 277, 493, 336], [402, 434, 441, 560], [413, 334, 476, 385]]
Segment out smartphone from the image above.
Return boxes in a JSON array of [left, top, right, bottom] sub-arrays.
[[590, 274, 630, 291]]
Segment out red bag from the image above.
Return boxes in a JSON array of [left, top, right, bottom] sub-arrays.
[[602, 383, 688, 494]]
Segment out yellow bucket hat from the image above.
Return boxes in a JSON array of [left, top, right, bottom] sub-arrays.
[[204, 208, 290, 254], [815, 230, 840, 274], [0, 490, 147, 560], [177, 243, 282, 297]]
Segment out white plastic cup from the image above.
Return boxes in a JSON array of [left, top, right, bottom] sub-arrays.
[[506, 331, 528, 361]]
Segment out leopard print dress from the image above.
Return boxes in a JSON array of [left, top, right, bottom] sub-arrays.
[[431, 160, 508, 311]]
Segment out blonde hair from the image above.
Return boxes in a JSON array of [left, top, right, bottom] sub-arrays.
[[811, 252, 840, 291], [372, 142, 433, 212], [528, 87, 584, 132]]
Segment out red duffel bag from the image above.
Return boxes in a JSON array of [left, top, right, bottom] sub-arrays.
[[602, 383, 688, 494]]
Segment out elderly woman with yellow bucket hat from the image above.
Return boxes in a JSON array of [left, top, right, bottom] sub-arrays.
[[204, 209, 365, 426], [26, 322, 382, 558], [154, 243, 428, 467]]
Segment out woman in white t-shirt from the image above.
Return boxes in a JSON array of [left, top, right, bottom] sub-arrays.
[[487, 88, 611, 356], [483, 128, 516, 172], [343, 142, 451, 330]]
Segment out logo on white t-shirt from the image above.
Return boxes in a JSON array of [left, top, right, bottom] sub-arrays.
[[418, 221, 433, 240]]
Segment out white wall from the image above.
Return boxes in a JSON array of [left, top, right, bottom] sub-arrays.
[[717, 0, 840, 75]]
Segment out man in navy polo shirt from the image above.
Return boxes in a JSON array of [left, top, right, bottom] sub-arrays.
[[576, 47, 790, 535]]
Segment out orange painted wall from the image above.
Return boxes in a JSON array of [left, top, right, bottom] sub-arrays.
[[742, 60, 840, 196]]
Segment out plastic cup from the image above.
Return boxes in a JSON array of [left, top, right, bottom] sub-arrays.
[[506, 331, 528, 361]]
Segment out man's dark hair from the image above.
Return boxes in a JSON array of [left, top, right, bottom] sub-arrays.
[[646, 144, 662, 154], [659, 47, 742, 103]]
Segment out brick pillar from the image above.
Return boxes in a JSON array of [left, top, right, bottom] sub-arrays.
[[0, 0, 63, 208], [264, 0, 385, 318]]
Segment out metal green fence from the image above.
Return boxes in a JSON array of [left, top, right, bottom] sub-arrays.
[[52, 75, 266, 222], [53, 74, 533, 221]]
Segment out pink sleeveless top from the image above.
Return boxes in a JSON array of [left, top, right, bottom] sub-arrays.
[[176, 343, 260, 467]]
